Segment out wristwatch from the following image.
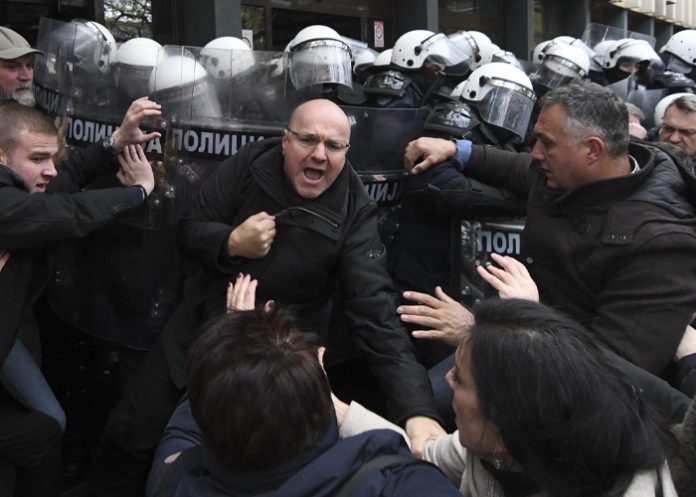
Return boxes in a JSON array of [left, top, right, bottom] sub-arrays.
[[102, 133, 116, 154]]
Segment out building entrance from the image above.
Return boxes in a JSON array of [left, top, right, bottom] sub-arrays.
[[271, 8, 362, 50]]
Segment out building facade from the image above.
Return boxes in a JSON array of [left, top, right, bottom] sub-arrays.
[[2, 0, 695, 61]]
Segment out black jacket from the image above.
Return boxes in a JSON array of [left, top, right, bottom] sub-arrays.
[[0, 143, 144, 363], [466, 142, 696, 374], [166, 137, 438, 423]]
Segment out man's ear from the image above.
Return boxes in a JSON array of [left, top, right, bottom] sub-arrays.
[[585, 136, 605, 164], [281, 129, 289, 156], [0, 147, 7, 165]]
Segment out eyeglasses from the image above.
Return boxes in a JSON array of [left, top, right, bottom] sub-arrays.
[[660, 123, 696, 138], [286, 127, 350, 154]]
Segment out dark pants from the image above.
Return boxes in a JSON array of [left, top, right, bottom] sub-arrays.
[[0, 394, 62, 497], [88, 339, 184, 497]]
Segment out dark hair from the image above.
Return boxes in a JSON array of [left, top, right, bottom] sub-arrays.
[[540, 81, 629, 158], [466, 299, 675, 497], [187, 308, 334, 470], [0, 101, 56, 154]]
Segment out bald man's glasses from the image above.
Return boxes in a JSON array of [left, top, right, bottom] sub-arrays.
[[286, 128, 350, 154]]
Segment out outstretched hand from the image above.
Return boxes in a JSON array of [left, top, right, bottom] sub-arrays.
[[476, 253, 539, 302], [226, 273, 258, 312], [225, 272, 274, 313], [116, 144, 155, 195], [397, 286, 474, 347], [112, 97, 162, 153]]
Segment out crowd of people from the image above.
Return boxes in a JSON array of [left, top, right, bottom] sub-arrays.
[[1, 16, 696, 497]]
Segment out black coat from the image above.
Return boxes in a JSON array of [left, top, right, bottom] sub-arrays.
[[0, 143, 144, 363], [165, 137, 438, 423], [466, 142, 696, 374]]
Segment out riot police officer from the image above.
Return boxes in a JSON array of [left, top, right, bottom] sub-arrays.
[[364, 29, 470, 109], [387, 62, 534, 385]]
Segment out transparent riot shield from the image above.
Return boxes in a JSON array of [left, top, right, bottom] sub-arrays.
[[111, 39, 164, 110], [581, 22, 655, 51], [198, 43, 279, 120], [33, 17, 119, 120], [341, 106, 430, 244], [48, 43, 289, 350], [626, 82, 666, 129], [34, 17, 78, 116], [45, 79, 170, 350]]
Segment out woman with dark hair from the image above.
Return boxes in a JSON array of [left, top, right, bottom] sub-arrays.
[[146, 298, 463, 497], [339, 298, 679, 496]]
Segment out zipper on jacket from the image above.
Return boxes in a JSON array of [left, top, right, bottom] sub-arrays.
[[275, 206, 339, 228]]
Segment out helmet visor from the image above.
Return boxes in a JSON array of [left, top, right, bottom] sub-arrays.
[[287, 39, 352, 89], [532, 58, 584, 89], [664, 53, 693, 75], [477, 82, 534, 140], [422, 33, 471, 75], [491, 51, 525, 72]]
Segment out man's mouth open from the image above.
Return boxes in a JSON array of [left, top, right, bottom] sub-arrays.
[[303, 168, 325, 182]]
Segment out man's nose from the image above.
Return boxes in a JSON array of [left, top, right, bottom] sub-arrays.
[[311, 141, 327, 161], [44, 161, 58, 177], [668, 132, 683, 144], [18, 65, 32, 82], [531, 140, 544, 161]]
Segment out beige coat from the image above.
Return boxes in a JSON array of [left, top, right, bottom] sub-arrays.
[[340, 401, 677, 497]]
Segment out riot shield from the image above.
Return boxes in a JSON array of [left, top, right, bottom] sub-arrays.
[[581, 22, 655, 51], [151, 44, 286, 193], [341, 105, 430, 244], [111, 38, 164, 108], [33, 17, 119, 120], [46, 42, 286, 350], [196, 44, 292, 122], [626, 82, 666, 128], [34, 17, 78, 116], [457, 217, 526, 306], [44, 63, 171, 349], [149, 45, 223, 123]]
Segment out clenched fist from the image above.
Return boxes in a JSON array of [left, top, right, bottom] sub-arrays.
[[227, 211, 276, 259]]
